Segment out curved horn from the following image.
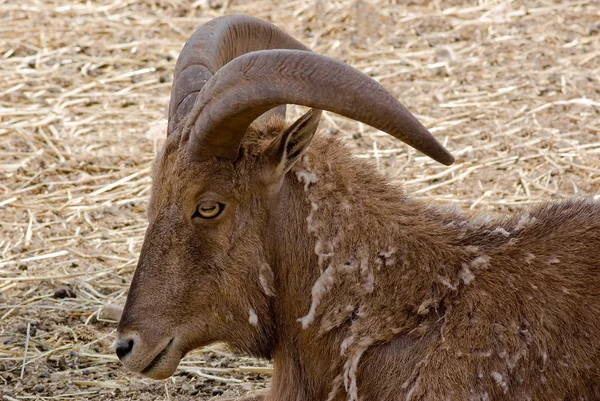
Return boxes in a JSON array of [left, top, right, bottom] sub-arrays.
[[186, 50, 455, 166], [168, 15, 310, 133]]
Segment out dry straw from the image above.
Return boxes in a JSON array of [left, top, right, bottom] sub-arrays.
[[1, 0, 599, 399]]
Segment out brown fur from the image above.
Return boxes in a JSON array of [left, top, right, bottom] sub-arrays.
[[117, 114, 600, 401]]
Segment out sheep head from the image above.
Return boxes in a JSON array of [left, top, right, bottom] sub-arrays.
[[114, 14, 453, 380]]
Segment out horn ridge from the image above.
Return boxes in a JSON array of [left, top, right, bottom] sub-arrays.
[[187, 49, 454, 166], [169, 14, 310, 133]]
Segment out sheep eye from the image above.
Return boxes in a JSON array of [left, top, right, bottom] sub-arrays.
[[194, 202, 224, 219]]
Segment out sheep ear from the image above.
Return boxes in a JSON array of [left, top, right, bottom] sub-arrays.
[[263, 109, 322, 181]]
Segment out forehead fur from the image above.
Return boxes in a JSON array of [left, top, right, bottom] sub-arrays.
[[156, 114, 289, 170], [148, 115, 290, 209]]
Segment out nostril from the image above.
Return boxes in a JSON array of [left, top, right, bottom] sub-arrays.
[[115, 339, 134, 360]]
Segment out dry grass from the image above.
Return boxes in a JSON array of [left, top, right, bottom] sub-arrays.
[[1, 0, 599, 399]]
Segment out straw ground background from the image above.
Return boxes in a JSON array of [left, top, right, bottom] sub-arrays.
[[1, 0, 599, 399]]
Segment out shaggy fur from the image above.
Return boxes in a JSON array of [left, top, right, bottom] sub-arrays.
[[117, 113, 600, 401]]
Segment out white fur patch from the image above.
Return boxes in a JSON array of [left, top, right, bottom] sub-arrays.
[[437, 275, 458, 291], [459, 264, 475, 285], [315, 239, 335, 267], [491, 371, 508, 393], [515, 212, 537, 231], [492, 227, 511, 237], [358, 253, 375, 293], [259, 263, 275, 297], [296, 169, 319, 191], [471, 255, 491, 269], [306, 201, 319, 234], [248, 308, 258, 326], [417, 298, 436, 315], [340, 335, 355, 356], [298, 263, 337, 329], [343, 337, 374, 401]]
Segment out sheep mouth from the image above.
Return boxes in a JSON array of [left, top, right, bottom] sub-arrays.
[[141, 337, 174, 375]]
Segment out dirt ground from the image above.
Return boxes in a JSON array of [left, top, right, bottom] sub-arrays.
[[1, 0, 599, 399]]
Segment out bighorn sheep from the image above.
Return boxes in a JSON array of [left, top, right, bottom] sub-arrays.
[[115, 15, 600, 401]]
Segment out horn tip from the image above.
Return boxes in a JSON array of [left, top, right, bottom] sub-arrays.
[[437, 150, 455, 166]]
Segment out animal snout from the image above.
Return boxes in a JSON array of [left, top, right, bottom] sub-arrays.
[[113, 331, 143, 367], [115, 338, 134, 360], [114, 329, 181, 380]]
